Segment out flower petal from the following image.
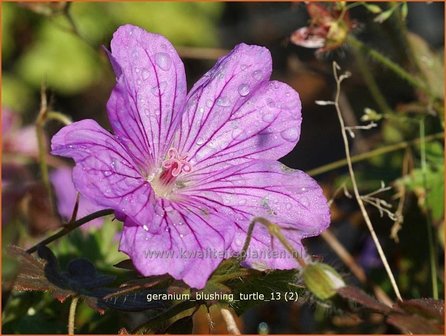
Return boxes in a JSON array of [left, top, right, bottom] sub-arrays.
[[50, 167, 105, 229], [119, 199, 234, 289], [51, 119, 155, 226], [173, 44, 301, 178], [107, 24, 187, 171], [182, 159, 330, 269]]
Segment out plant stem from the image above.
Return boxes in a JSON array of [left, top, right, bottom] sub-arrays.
[[331, 62, 402, 301], [68, 296, 79, 335], [347, 35, 430, 98], [220, 308, 241, 335], [47, 111, 72, 126], [239, 217, 307, 268], [26, 209, 114, 254], [307, 132, 444, 176], [36, 85, 54, 213], [420, 118, 439, 299]]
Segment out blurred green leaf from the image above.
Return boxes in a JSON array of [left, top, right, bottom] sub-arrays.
[[16, 21, 102, 94]]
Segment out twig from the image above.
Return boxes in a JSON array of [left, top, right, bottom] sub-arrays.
[[391, 149, 412, 242], [330, 62, 402, 301], [307, 132, 444, 176], [36, 84, 54, 213], [68, 296, 79, 335], [220, 308, 241, 335], [26, 209, 114, 254]]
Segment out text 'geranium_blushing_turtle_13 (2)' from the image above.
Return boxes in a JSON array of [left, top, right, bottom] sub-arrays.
[[51, 24, 330, 289]]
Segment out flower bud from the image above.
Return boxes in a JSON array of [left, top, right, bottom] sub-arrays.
[[303, 262, 345, 300]]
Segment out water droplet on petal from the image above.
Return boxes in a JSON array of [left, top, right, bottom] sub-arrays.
[[142, 68, 150, 80], [135, 67, 140, 73], [196, 138, 205, 145], [238, 83, 250, 97], [231, 128, 244, 139], [239, 199, 247, 205], [206, 99, 213, 107], [267, 98, 276, 108], [300, 197, 309, 207], [262, 110, 277, 123], [103, 170, 112, 177], [280, 128, 299, 142], [252, 70, 262, 80], [216, 96, 230, 107], [155, 52, 172, 71], [286, 203, 292, 210], [143, 225, 149, 232], [151, 81, 167, 96], [240, 64, 248, 70]]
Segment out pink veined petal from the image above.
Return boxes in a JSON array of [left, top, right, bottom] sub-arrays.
[[119, 199, 235, 289], [181, 159, 330, 270], [107, 24, 187, 173], [172, 43, 302, 179], [50, 167, 105, 229], [51, 119, 155, 226]]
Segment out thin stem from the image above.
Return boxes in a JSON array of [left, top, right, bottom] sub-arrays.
[[331, 62, 402, 301], [47, 111, 72, 126], [307, 132, 444, 176], [68, 296, 79, 335], [347, 35, 431, 98], [26, 209, 114, 254], [220, 308, 241, 335], [420, 118, 439, 299], [36, 85, 54, 213], [239, 217, 306, 268]]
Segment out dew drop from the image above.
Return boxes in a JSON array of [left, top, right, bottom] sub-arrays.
[[196, 137, 205, 145], [206, 99, 213, 108], [135, 67, 140, 73], [142, 68, 150, 80], [252, 70, 262, 80], [267, 98, 276, 108], [280, 127, 299, 142], [239, 199, 247, 205], [103, 170, 112, 177], [262, 110, 276, 123], [179, 234, 184, 238], [238, 83, 250, 97], [155, 52, 172, 71], [231, 128, 244, 139], [151, 81, 167, 96], [300, 197, 309, 207], [286, 203, 292, 210], [143, 224, 149, 232], [216, 96, 230, 107]]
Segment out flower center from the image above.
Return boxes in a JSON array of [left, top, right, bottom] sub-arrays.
[[149, 148, 192, 199], [159, 148, 192, 185]]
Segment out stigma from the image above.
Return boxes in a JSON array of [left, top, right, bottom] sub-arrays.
[[149, 148, 192, 198]]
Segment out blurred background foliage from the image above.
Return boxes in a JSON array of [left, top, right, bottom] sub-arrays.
[[2, 1, 444, 334]]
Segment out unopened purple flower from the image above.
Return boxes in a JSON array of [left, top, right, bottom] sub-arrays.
[[50, 167, 105, 229], [51, 25, 330, 288]]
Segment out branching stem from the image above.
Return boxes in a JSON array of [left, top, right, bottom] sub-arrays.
[[331, 62, 402, 301]]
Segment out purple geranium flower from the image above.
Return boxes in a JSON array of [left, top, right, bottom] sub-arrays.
[[51, 25, 330, 288]]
